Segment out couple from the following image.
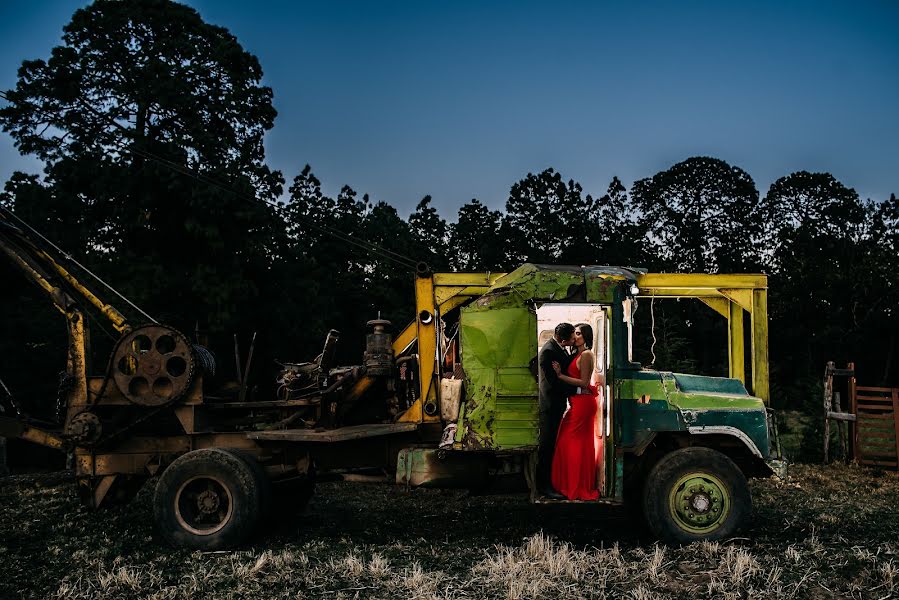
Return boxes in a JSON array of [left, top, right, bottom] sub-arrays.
[[537, 322, 604, 501]]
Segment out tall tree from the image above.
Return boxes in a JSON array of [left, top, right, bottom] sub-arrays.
[[595, 176, 648, 267], [408, 195, 449, 271], [631, 157, 760, 272], [759, 171, 869, 271], [448, 199, 506, 271], [0, 0, 284, 333], [760, 173, 890, 402], [502, 168, 600, 266]]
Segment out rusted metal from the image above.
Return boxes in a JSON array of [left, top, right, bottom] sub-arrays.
[[248, 423, 419, 443], [64, 411, 103, 445], [112, 325, 196, 406], [364, 319, 394, 376], [238, 332, 257, 403]]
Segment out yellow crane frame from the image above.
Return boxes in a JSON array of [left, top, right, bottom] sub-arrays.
[[394, 270, 770, 424]]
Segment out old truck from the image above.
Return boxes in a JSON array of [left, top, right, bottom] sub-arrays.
[[0, 212, 783, 548]]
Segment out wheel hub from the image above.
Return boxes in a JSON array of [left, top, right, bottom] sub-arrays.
[[196, 489, 220, 514], [669, 474, 730, 533], [174, 476, 234, 536]]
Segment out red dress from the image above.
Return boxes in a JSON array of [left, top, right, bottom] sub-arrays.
[[551, 355, 602, 500]]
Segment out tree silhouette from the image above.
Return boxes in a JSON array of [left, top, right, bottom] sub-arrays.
[[448, 199, 505, 271], [503, 168, 601, 265], [0, 0, 284, 332], [408, 195, 449, 271], [631, 157, 761, 272]]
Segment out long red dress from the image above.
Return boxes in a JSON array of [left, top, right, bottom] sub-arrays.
[[550, 355, 602, 500]]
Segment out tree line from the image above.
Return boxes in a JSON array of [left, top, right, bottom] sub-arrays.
[[0, 1, 896, 440]]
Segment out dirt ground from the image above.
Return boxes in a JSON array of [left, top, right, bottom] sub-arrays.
[[1, 463, 897, 599]]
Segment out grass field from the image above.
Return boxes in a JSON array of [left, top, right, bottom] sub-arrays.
[[1, 463, 897, 599]]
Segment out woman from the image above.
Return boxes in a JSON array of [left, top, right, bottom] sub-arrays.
[[550, 322, 604, 500]]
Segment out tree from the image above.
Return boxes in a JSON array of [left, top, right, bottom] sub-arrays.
[[759, 173, 894, 405], [448, 199, 506, 271], [502, 168, 601, 266], [631, 157, 760, 272], [0, 0, 284, 334], [408, 195, 449, 271], [595, 176, 648, 268], [759, 171, 868, 270]]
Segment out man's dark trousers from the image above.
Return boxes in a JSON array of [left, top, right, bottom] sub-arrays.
[[536, 338, 576, 493]]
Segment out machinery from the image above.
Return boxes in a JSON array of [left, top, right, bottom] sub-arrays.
[[0, 214, 784, 548]]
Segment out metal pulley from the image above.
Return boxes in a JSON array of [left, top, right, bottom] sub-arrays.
[[112, 325, 196, 406]]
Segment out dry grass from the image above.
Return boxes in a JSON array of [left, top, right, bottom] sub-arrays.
[[1, 463, 898, 599]]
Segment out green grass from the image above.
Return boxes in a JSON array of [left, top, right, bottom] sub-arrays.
[[1, 463, 898, 599]]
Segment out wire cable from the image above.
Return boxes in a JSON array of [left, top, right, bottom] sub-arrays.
[[0, 205, 158, 324], [0, 90, 419, 272]]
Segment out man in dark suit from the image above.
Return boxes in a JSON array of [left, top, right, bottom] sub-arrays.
[[536, 322, 578, 498]]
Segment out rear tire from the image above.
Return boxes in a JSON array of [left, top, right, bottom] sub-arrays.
[[642, 447, 751, 545], [153, 448, 264, 549]]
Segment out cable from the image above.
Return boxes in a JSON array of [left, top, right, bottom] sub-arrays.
[[0, 206, 157, 324], [0, 90, 419, 272]]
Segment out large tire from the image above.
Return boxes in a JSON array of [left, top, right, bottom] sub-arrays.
[[153, 448, 264, 549], [642, 447, 751, 545]]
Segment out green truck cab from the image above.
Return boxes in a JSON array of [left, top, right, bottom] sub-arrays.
[[406, 264, 784, 544]]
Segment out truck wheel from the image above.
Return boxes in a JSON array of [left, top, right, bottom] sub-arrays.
[[153, 448, 264, 549], [642, 447, 751, 545]]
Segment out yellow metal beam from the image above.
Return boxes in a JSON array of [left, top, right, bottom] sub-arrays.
[[729, 301, 745, 384], [637, 273, 767, 289], [433, 272, 505, 287], [698, 297, 730, 318], [438, 294, 476, 315], [20, 426, 66, 450], [38, 250, 130, 333], [392, 321, 417, 355], [434, 285, 492, 306], [751, 289, 770, 404], [414, 274, 441, 423], [720, 288, 754, 313], [66, 310, 89, 406]]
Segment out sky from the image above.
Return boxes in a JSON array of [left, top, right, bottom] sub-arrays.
[[0, 1, 897, 217]]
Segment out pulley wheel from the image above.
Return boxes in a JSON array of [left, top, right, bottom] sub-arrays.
[[112, 325, 196, 406]]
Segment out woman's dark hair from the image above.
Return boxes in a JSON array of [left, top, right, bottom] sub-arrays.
[[575, 322, 593, 350]]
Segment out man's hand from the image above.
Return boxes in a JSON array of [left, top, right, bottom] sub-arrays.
[[552, 361, 561, 375]]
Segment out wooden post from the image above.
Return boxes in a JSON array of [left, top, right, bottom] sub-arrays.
[[833, 391, 847, 461]]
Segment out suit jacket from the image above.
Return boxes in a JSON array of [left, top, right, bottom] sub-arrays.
[[538, 338, 577, 412]]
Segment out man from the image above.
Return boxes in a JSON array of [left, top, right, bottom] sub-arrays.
[[536, 322, 578, 499]]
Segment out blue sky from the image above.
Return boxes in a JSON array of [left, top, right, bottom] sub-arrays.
[[1, 1, 897, 216]]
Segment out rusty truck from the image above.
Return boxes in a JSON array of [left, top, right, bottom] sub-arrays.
[[0, 211, 784, 548]]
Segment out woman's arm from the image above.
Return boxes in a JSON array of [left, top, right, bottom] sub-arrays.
[[552, 351, 594, 388]]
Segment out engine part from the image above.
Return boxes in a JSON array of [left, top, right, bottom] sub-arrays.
[[364, 319, 394, 376], [65, 411, 102, 445], [112, 325, 196, 406]]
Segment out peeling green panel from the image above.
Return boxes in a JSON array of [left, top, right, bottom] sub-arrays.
[[615, 368, 771, 456], [474, 264, 585, 309], [457, 307, 538, 450]]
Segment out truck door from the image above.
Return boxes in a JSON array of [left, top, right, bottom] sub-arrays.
[[455, 306, 539, 450], [536, 304, 612, 497]]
